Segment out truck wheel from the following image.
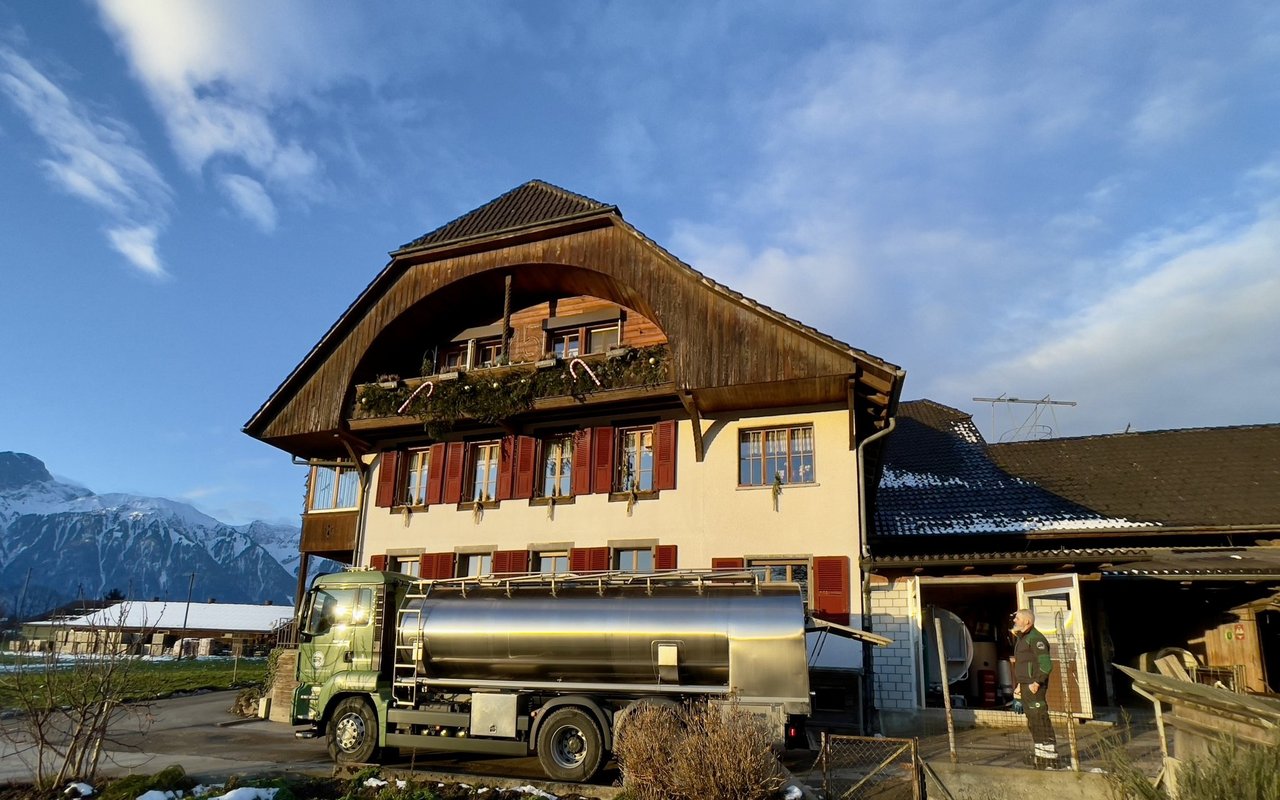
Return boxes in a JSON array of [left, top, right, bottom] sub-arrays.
[[537, 707, 604, 782], [327, 697, 381, 764]]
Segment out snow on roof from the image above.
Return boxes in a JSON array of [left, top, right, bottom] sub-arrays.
[[31, 601, 293, 633]]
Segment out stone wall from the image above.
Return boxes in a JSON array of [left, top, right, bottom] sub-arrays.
[[269, 648, 300, 724]]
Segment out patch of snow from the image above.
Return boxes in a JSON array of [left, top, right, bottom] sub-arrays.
[[515, 787, 558, 800], [363, 778, 387, 788], [206, 788, 278, 800], [782, 785, 803, 800], [63, 782, 94, 797], [879, 469, 972, 489], [134, 791, 179, 800]]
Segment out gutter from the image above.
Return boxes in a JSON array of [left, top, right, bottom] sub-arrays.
[[854, 367, 905, 733]]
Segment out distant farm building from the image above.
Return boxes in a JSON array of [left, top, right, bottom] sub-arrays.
[[17, 600, 293, 656]]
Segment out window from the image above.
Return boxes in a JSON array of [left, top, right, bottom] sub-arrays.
[[477, 337, 503, 367], [457, 552, 493, 577], [586, 323, 619, 353], [616, 548, 654, 573], [309, 464, 360, 511], [469, 441, 501, 502], [303, 587, 373, 635], [541, 434, 574, 498], [749, 559, 809, 601], [402, 449, 431, 506], [439, 344, 468, 372], [616, 426, 655, 492], [395, 557, 421, 577], [551, 330, 580, 359], [537, 551, 569, 574], [739, 425, 815, 486]]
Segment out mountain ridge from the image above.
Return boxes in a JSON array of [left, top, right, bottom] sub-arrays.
[[0, 451, 309, 618]]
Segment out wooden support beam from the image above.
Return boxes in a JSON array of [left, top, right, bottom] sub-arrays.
[[679, 390, 706, 462]]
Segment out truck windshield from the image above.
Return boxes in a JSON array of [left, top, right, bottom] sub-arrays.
[[302, 587, 373, 635]]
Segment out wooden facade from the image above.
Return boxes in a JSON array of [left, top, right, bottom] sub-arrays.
[[245, 184, 901, 460]]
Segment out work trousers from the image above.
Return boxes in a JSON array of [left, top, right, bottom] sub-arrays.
[[1020, 681, 1058, 767]]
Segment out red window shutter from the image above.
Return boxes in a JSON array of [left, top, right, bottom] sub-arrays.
[[571, 429, 593, 496], [420, 552, 455, 580], [591, 426, 614, 494], [443, 442, 466, 504], [375, 451, 399, 508], [653, 420, 677, 491], [425, 443, 446, 505], [569, 546, 611, 573], [369, 554, 389, 571], [492, 549, 530, 574], [497, 435, 516, 501], [712, 557, 745, 571], [812, 556, 851, 625], [514, 436, 537, 499], [654, 544, 678, 571]]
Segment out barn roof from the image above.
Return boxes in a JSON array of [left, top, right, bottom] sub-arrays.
[[31, 601, 292, 633], [874, 400, 1280, 541]]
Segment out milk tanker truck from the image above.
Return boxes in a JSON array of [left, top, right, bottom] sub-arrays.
[[290, 568, 844, 781]]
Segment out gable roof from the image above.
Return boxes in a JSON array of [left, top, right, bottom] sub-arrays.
[[874, 400, 1280, 541], [988, 425, 1280, 528], [30, 601, 292, 633], [875, 400, 1154, 538], [398, 180, 615, 252], [244, 180, 903, 455]]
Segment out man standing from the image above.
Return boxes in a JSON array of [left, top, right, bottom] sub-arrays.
[[1012, 609, 1058, 769]]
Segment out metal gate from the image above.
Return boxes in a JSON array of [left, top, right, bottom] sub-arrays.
[[821, 733, 922, 800]]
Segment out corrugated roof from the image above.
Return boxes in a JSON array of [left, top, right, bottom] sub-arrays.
[[34, 601, 293, 633], [398, 180, 614, 252]]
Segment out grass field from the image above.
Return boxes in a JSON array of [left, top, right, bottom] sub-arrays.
[[0, 654, 268, 710]]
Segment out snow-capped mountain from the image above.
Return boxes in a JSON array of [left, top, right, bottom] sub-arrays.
[[0, 451, 307, 618]]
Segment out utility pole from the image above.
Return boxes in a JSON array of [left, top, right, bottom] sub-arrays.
[[181, 571, 197, 658]]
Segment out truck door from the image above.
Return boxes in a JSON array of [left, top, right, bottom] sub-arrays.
[[1017, 574, 1092, 718], [300, 586, 376, 684]]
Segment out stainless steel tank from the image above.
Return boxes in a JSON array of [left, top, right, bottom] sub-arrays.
[[396, 582, 809, 710]]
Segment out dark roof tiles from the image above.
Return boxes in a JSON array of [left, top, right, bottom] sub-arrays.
[[399, 180, 613, 252]]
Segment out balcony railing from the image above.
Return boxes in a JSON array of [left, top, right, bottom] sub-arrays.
[[350, 345, 670, 434]]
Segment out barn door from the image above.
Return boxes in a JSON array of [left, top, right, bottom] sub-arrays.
[[1017, 574, 1092, 718]]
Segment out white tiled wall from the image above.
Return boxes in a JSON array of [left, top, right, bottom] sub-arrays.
[[870, 576, 921, 710]]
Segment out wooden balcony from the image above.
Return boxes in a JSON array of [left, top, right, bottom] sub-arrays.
[[300, 510, 358, 559], [348, 346, 674, 434]]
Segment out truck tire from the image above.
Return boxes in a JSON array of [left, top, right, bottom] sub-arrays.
[[327, 696, 381, 764], [536, 707, 604, 782]]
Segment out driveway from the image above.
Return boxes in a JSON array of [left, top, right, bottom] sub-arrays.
[[0, 691, 332, 785]]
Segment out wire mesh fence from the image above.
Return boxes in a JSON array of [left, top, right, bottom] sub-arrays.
[[819, 733, 921, 800]]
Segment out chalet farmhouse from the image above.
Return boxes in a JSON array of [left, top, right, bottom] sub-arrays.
[[244, 180, 905, 722]]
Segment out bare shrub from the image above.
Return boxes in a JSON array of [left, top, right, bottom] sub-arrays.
[[614, 699, 784, 800], [0, 606, 154, 789], [1177, 738, 1280, 800]]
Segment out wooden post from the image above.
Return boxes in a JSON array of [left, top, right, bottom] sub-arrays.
[[1056, 614, 1080, 771], [934, 618, 958, 763]]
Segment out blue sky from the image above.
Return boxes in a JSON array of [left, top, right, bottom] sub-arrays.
[[2, 1, 1278, 526]]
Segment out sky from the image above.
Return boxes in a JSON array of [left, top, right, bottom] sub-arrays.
[[2, 1, 1278, 526]]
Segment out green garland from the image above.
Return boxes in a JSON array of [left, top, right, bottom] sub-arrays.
[[356, 345, 669, 437]]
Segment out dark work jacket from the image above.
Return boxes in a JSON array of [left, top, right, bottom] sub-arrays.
[[1013, 627, 1053, 684]]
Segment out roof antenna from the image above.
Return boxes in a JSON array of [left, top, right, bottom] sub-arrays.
[[972, 395, 1077, 442]]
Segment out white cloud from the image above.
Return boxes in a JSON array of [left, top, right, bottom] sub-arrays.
[[938, 207, 1280, 434], [0, 45, 171, 277], [105, 224, 165, 277], [218, 173, 277, 232], [92, 0, 351, 215]]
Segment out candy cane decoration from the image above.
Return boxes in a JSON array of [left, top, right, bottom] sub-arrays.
[[568, 357, 602, 387], [397, 380, 434, 415]]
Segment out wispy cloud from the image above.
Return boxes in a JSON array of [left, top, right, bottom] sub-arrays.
[[0, 45, 171, 277], [218, 173, 277, 232], [92, 0, 360, 214]]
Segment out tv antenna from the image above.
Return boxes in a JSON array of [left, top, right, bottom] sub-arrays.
[[972, 395, 1077, 442]]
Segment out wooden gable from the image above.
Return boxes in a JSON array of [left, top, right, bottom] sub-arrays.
[[244, 180, 902, 456]]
